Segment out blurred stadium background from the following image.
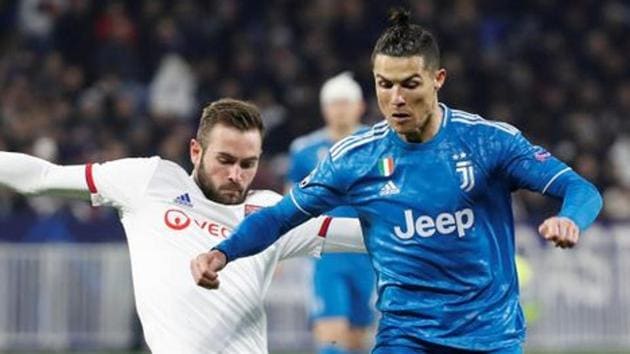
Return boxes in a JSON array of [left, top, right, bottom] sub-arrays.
[[0, 0, 628, 353]]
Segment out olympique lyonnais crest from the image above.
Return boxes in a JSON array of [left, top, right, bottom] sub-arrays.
[[244, 204, 262, 216], [378, 157, 395, 177]]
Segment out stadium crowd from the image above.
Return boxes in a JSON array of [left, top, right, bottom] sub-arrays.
[[0, 0, 628, 242]]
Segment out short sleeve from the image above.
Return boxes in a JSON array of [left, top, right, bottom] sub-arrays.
[[500, 133, 572, 194], [89, 157, 161, 209]]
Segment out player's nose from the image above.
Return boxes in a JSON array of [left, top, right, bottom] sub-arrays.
[[227, 165, 243, 183], [390, 87, 406, 106]]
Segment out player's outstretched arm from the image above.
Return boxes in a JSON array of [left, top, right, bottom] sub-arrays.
[[191, 216, 365, 289], [0, 152, 89, 199], [191, 195, 311, 289], [538, 171, 603, 248]]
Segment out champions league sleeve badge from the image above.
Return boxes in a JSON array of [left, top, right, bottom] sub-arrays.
[[299, 169, 316, 188]]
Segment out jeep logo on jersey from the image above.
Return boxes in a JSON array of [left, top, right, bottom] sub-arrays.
[[394, 208, 475, 239], [163, 208, 232, 238]]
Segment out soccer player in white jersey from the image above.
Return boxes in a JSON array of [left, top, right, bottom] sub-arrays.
[[0, 98, 366, 354]]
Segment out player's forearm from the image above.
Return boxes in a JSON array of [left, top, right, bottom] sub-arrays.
[[0, 152, 89, 198], [215, 196, 310, 262], [547, 170, 603, 230]]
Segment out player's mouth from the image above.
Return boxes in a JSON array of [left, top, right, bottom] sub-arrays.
[[390, 112, 412, 122], [221, 188, 242, 195], [219, 188, 245, 203], [219, 184, 243, 195]]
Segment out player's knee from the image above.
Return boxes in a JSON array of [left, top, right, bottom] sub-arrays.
[[313, 318, 350, 345], [346, 327, 370, 350]]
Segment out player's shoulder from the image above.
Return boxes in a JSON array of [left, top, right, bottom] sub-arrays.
[[328, 120, 390, 163], [154, 157, 190, 177], [449, 107, 521, 139], [104, 155, 161, 166], [289, 128, 329, 154], [245, 189, 283, 207], [144, 157, 199, 189], [99, 155, 162, 174]]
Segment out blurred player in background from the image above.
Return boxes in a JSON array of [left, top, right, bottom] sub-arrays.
[[0, 98, 366, 354], [194, 9, 603, 354], [287, 72, 374, 354]]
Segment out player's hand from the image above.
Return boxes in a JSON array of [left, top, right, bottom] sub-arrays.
[[191, 250, 227, 290], [537, 216, 580, 249]]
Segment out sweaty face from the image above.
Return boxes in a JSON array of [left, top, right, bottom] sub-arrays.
[[373, 54, 445, 142], [190, 124, 262, 205]]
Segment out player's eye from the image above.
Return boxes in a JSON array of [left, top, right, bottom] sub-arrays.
[[402, 80, 420, 89], [241, 161, 257, 169], [378, 80, 393, 89], [217, 157, 234, 165]]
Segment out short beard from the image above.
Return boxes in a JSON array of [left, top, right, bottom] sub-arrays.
[[195, 152, 248, 205]]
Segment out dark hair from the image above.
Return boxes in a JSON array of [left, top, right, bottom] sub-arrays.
[[371, 8, 440, 70], [196, 98, 264, 147]]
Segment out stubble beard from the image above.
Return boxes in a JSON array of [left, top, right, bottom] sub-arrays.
[[196, 158, 248, 205]]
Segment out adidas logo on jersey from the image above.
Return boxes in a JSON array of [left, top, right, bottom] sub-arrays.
[[379, 181, 400, 196], [174, 193, 193, 207]]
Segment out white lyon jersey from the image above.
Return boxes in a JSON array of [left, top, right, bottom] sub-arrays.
[[85, 157, 364, 354]]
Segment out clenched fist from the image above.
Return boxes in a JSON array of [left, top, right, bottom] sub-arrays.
[[191, 250, 227, 289], [537, 216, 580, 248]]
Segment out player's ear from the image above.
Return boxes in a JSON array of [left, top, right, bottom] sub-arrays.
[[190, 139, 203, 166], [434, 68, 446, 91]]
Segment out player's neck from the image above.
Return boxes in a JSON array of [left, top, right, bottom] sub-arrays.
[[327, 125, 357, 142], [401, 104, 443, 143]]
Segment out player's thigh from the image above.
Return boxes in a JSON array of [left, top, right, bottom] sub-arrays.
[[347, 255, 376, 327], [312, 261, 351, 320]]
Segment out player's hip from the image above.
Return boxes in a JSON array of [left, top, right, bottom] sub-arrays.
[[374, 312, 525, 352], [372, 343, 522, 354]]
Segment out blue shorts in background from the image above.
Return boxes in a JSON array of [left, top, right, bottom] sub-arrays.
[[311, 252, 375, 327]]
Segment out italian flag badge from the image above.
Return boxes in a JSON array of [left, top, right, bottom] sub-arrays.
[[378, 157, 395, 177]]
